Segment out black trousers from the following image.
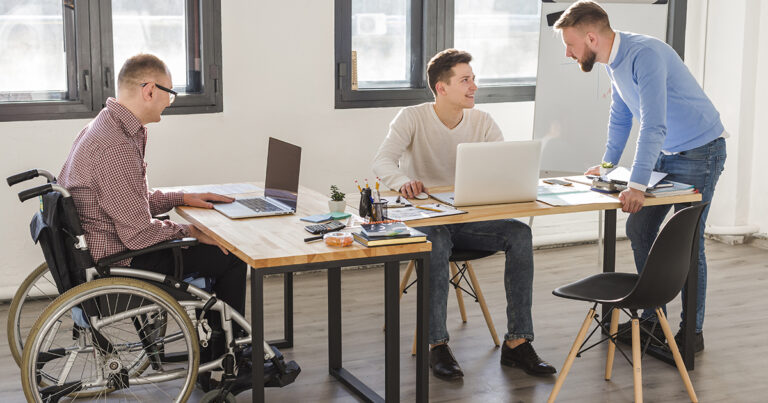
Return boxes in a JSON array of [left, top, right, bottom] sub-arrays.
[[131, 243, 247, 332]]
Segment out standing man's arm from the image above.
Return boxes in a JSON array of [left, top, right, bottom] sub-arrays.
[[372, 109, 425, 197], [619, 49, 669, 213]]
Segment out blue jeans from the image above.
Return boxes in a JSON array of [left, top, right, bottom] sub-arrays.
[[626, 137, 726, 333], [415, 219, 534, 345]]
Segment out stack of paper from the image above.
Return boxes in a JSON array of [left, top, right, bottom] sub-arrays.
[[644, 181, 696, 197]]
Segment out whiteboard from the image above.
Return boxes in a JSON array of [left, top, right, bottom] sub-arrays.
[[533, 1, 669, 173]]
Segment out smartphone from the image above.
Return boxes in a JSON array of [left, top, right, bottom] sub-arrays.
[[543, 178, 573, 186]]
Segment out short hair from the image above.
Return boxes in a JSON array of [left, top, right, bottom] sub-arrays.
[[427, 49, 472, 96], [117, 53, 170, 89], [553, 0, 611, 32]]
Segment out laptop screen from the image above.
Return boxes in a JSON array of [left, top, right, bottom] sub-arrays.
[[264, 137, 301, 211]]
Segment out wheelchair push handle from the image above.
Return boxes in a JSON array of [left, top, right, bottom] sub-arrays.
[[18, 183, 71, 202], [7, 169, 55, 186]]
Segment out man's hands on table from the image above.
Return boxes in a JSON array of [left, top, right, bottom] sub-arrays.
[[182, 192, 234, 254], [585, 166, 645, 213], [183, 192, 235, 209]]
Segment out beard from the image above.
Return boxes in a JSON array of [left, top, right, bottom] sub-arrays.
[[578, 49, 597, 72]]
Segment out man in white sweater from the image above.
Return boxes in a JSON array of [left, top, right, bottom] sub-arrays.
[[372, 49, 555, 380]]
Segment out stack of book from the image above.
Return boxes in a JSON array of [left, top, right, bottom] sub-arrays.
[[644, 180, 696, 197], [353, 221, 427, 247]]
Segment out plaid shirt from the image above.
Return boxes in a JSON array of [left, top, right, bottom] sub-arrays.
[[59, 98, 189, 265]]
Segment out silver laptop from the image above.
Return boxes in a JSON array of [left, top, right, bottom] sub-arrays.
[[431, 140, 541, 207], [214, 138, 302, 219]]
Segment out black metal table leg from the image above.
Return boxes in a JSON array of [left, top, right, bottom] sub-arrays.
[[251, 270, 265, 403], [415, 257, 429, 403], [681, 227, 699, 370], [602, 209, 617, 322], [328, 267, 342, 370], [384, 261, 400, 402]]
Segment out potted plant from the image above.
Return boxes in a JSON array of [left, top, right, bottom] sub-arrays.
[[329, 185, 346, 213]]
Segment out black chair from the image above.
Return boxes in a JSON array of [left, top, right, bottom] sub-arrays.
[[547, 204, 707, 403], [399, 249, 500, 355]]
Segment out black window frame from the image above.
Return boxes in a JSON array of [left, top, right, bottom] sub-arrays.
[[0, 0, 223, 122], [335, 0, 538, 109]]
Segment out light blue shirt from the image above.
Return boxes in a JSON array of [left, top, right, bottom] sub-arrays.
[[603, 31, 724, 189]]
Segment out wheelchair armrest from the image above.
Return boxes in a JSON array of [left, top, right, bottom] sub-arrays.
[[96, 238, 199, 269]]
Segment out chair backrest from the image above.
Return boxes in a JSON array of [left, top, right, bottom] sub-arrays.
[[31, 191, 94, 294], [619, 203, 708, 309]]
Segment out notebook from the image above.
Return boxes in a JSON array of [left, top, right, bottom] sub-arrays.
[[430, 140, 542, 207], [213, 138, 302, 219]]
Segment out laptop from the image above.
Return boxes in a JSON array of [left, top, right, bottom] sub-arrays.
[[430, 140, 541, 207], [214, 137, 302, 219]]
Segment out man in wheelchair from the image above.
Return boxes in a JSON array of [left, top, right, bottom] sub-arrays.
[[12, 53, 299, 401]]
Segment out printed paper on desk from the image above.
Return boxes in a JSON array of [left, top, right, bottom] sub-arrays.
[[154, 183, 262, 195], [384, 203, 466, 221], [537, 191, 618, 206]]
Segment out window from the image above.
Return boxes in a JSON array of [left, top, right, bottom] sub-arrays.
[[335, 0, 541, 109], [0, 0, 222, 122]]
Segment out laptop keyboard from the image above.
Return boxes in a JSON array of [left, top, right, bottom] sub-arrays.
[[238, 197, 283, 213]]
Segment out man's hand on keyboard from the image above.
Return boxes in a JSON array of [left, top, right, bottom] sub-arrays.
[[183, 192, 235, 209]]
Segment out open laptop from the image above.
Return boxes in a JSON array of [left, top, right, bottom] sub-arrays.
[[430, 140, 541, 207], [214, 137, 302, 219]]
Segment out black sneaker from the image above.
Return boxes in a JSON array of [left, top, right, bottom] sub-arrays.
[[615, 319, 666, 347], [500, 341, 556, 376], [673, 329, 704, 354]]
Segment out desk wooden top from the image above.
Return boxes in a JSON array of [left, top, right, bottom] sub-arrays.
[[176, 183, 431, 269], [348, 179, 702, 227]]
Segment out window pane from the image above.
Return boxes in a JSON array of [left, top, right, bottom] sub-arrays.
[[0, 0, 69, 102], [454, 0, 541, 85], [112, 0, 198, 92], [351, 0, 409, 88]]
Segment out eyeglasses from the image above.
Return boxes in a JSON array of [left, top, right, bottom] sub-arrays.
[[140, 82, 177, 104]]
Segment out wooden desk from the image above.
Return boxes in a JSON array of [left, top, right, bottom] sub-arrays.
[[352, 180, 702, 369], [178, 184, 432, 403]]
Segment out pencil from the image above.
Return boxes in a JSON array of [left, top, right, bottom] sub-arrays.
[[415, 205, 442, 213], [354, 179, 362, 192]]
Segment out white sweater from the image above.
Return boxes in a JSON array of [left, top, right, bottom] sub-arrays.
[[372, 102, 503, 191]]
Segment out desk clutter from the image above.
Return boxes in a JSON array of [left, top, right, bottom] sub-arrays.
[[352, 221, 427, 247]]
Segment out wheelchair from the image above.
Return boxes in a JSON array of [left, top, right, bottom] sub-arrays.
[[8, 169, 301, 402]]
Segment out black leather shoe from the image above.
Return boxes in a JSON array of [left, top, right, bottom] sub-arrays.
[[500, 341, 556, 376], [429, 344, 464, 380], [615, 319, 666, 347], [673, 329, 704, 354]]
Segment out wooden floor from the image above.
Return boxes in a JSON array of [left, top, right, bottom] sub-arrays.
[[1, 239, 766, 402]]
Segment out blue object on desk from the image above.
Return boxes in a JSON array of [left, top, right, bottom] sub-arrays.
[[330, 211, 351, 220], [300, 213, 332, 223]]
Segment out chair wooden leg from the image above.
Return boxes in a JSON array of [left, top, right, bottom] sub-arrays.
[[656, 308, 698, 402], [631, 317, 644, 403], [465, 261, 500, 347], [547, 308, 596, 403], [605, 307, 620, 380], [450, 262, 468, 323]]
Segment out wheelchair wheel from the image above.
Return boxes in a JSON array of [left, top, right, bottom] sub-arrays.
[[7, 262, 57, 367], [21, 277, 199, 402]]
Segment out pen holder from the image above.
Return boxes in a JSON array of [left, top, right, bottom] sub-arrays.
[[371, 200, 388, 222], [359, 188, 373, 218]]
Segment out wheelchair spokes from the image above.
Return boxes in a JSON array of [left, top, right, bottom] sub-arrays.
[[21, 278, 198, 402]]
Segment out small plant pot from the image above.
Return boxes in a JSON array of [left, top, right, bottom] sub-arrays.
[[328, 200, 346, 213]]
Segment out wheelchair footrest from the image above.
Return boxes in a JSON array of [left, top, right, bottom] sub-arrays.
[[40, 380, 82, 403]]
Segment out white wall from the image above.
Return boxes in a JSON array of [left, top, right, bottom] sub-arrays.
[[0, 1, 533, 298], [1, 0, 765, 298], [684, 0, 767, 235]]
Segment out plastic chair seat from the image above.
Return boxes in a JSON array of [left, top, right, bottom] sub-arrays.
[[553, 272, 638, 305], [449, 249, 496, 262]]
